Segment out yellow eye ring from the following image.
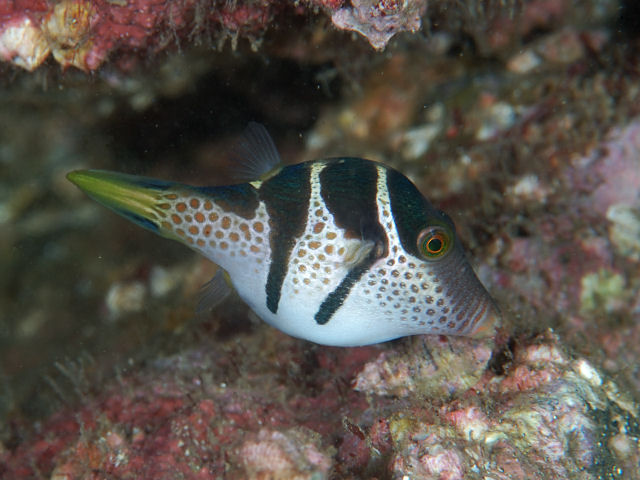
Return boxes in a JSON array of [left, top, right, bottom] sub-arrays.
[[418, 226, 451, 259]]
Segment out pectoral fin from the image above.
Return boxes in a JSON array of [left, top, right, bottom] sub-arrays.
[[342, 239, 377, 268]]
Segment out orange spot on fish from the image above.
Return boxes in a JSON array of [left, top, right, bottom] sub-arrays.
[[203, 225, 212, 237], [176, 202, 187, 212], [195, 212, 205, 223], [221, 217, 231, 229], [250, 245, 260, 253], [308, 241, 321, 249], [190, 198, 200, 208], [209, 212, 219, 222], [158, 203, 171, 210], [313, 222, 325, 234], [253, 221, 264, 232], [325, 245, 334, 254], [165, 193, 178, 200], [204, 200, 213, 210], [189, 226, 199, 235], [229, 232, 240, 242], [171, 214, 182, 225], [196, 239, 205, 247], [220, 241, 229, 250], [326, 232, 337, 240]]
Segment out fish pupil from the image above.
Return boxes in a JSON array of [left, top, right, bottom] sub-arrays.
[[428, 237, 443, 253]]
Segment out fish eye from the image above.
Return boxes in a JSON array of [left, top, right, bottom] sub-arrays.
[[417, 226, 451, 259]]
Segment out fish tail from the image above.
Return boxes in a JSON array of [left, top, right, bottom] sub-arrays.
[[67, 169, 181, 238]]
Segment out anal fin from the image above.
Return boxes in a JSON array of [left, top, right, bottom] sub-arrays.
[[196, 269, 233, 315]]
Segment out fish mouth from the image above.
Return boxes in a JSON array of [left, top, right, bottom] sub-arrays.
[[67, 169, 172, 234], [467, 298, 502, 338]]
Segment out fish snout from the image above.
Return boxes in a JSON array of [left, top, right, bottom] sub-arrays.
[[467, 298, 501, 338]]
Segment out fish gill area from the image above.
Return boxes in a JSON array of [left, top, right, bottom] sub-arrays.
[[1, 0, 640, 478]]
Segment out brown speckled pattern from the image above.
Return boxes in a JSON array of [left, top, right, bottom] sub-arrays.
[[157, 189, 271, 275], [287, 163, 357, 295]]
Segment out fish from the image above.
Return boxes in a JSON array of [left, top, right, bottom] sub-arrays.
[[67, 123, 500, 346]]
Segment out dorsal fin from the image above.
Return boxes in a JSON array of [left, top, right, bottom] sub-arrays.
[[230, 122, 282, 182]]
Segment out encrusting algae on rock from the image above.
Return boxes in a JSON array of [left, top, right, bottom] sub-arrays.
[[67, 123, 500, 346], [360, 330, 640, 480], [3, 324, 637, 478]]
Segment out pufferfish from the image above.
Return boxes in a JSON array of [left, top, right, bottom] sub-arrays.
[[67, 123, 500, 346]]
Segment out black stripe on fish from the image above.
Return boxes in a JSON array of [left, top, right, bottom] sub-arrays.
[[194, 184, 259, 219], [259, 162, 311, 314], [319, 158, 387, 242], [315, 242, 382, 325], [385, 167, 450, 258], [314, 158, 388, 324]]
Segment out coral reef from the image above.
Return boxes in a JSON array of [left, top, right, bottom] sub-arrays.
[[1, 0, 640, 477], [0, 0, 621, 71], [0, 0, 275, 71], [1, 328, 637, 478], [0, 333, 377, 478]]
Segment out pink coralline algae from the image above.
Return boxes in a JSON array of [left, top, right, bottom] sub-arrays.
[[2, 329, 636, 478], [332, 0, 427, 50], [0, 339, 376, 478], [0, 0, 428, 70], [497, 118, 640, 319], [0, 0, 274, 71]]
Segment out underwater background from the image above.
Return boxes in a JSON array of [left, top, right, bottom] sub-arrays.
[[1, 0, 640, 478]]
